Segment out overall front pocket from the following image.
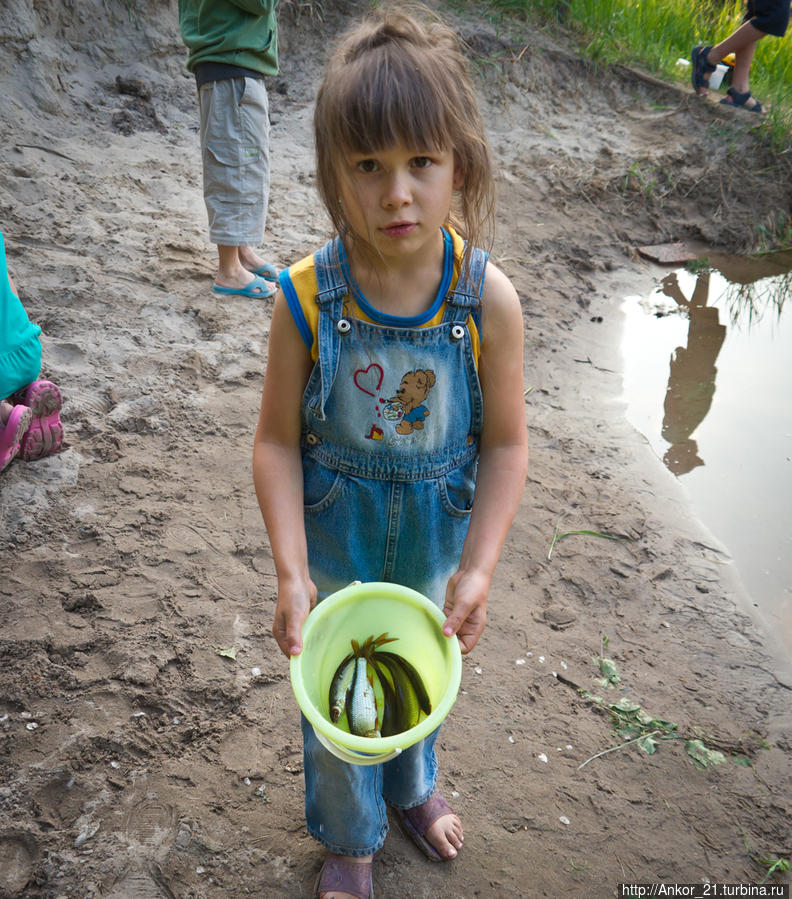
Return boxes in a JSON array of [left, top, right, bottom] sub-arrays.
[[303, 458, 345, 512]]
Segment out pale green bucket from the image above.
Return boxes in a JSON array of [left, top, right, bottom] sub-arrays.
[[290, 581, 462, 766]]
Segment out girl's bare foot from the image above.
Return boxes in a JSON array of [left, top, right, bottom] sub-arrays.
[[424, 809, 463, 859], [396, 792, 463, 861]]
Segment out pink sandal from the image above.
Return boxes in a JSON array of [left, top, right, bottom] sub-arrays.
[[0, 404, 32, 472], [16, 380, 63, 461], [314, 855, 373, 899], [394, 792, 458, 862]]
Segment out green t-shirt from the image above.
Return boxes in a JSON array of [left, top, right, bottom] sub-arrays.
[[178, 0, 278, 76]]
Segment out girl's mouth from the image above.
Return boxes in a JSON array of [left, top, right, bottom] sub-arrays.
[[381, 222, 416, 238]]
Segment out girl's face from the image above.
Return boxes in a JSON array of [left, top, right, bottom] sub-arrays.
[[338, 143, 463, 263]]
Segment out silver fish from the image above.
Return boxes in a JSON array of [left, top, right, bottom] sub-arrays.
[[329, 655, 355, 723], [348, 656, 380, 738]]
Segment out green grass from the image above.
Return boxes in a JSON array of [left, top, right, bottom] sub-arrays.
[[484, 0, 792, 147]]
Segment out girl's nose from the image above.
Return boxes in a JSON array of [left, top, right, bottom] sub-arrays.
[[382, 170, 411, 208]]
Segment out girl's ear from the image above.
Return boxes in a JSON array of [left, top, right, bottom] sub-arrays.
[[453, 162, 465, 191]]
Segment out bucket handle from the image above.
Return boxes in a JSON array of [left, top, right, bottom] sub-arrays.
[[313, 726, 402, 766]]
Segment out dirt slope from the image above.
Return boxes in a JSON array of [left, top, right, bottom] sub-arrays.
[[1, 1, 791, 896]]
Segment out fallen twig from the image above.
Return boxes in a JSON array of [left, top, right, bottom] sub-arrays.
[[578, 730, 662, 770]]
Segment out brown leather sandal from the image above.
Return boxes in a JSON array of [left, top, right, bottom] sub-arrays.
[[314, 854, 374, 898], [394, 791, 458, 862]]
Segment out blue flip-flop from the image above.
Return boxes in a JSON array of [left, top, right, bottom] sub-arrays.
[[212, 275, 276, 298], [249, 263, 278, 282]]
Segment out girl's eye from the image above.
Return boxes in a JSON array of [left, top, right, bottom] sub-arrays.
[[355, 159, 380, 174], [411, 156, 432, 169]]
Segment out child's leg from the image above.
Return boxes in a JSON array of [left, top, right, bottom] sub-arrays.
[[707, 20, 764, 63], [693, 21, 764, 95], [215, 244, 263, 291], [238, 246, 277, 280], [382, 728, 463, 861], [300, 715, 388, 855], [730, 38, 760, 94], [199, 77, 275, 293]]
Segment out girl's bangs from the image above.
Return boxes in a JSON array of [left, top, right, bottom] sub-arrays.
[[336, 55, 449, 155]]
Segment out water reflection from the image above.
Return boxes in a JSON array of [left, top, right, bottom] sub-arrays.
[[621, 251, 792, 661], [659, 271, 726, 475]]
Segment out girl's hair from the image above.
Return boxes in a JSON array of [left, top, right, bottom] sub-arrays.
[[314, 7, 495, 274]]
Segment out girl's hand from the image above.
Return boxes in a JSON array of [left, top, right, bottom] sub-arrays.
[[272, 579, 317, 657], [441, 569, 489, 654]]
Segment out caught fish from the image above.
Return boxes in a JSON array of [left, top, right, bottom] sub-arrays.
[[348, 656, 380, 738], [377, 651, 432, 717], [328, 654, 355, 723], [375, 652, 421, 733], [370, 656, 398, 738], [326, 632, 433, 739]]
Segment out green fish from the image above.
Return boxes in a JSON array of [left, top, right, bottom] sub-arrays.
[[375, 653, 420, 733], [377, 651, 432, 716], [370, 656, 398, 737]]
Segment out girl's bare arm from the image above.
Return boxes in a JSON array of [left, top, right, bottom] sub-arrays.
[[252, 292, 316, 656], [442, 262, 529, 653]]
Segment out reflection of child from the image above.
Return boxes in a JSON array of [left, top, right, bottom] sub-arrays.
[[252, 10, 528, 897], [659, 272, 726, 475], [0, 231, 64, 472]]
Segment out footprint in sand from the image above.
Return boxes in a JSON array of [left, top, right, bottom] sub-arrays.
[[123, 797, 176, 855], [103, 869, 172, 899], [102, 800, 187, 898], [0, 832, 38, 897]]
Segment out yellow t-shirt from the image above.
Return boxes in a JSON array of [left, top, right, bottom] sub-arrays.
[[280, 227, 482, 366]]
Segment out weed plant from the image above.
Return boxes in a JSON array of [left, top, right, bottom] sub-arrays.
[[485, 0, 792, 146]]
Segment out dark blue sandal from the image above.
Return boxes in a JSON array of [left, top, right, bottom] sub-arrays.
[[691, 44, 716, 90], [720, 87, 763, 113]]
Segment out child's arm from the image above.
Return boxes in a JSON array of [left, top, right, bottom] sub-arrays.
[[252, 292, 316, 657], [442, 262, 529, 653]]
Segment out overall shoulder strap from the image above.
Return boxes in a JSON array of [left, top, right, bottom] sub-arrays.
[[314, 237, 348, 311], [443, 243, 489, 322], [311, 237, 349, 421]]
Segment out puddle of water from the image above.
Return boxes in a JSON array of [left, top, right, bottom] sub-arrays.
[[621, 252, 792, 661]]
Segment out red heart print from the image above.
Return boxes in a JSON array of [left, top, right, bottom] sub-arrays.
[[353, 364, 384, 397]]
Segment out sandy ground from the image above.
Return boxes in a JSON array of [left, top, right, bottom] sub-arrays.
[[1, 1, 791, 897]]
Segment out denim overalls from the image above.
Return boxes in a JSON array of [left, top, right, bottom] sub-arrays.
[[298, 233, 486, 855]]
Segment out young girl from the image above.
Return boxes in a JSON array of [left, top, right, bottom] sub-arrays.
[[252, 10, 528, 898], [0, 230, 64, 472]]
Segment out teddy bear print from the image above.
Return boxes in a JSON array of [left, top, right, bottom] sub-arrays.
[[388, 369, 436, 435]]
